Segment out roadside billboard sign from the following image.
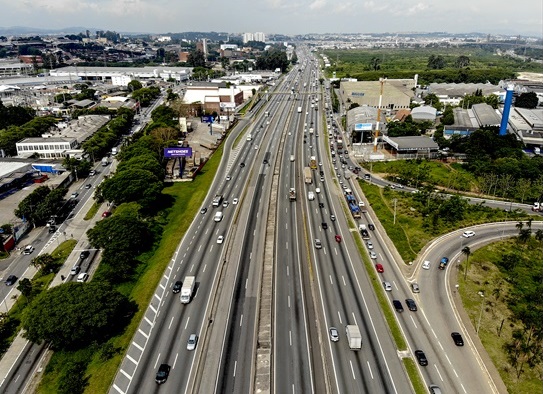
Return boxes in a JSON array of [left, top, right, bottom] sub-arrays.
[[164, 147, 193, 158]]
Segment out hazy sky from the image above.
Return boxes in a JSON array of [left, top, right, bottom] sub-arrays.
[[0, 0, 541, 36]]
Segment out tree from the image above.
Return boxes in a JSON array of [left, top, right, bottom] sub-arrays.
[[17, 278, 33, 299], [462, 246, 471, 280], [127, 80, 142, 92], [21, 282, 136, 350], [99, 168, 163, 209], [368, 57, 381, 71], [515, 92, 539, 109], [423, 93, 443, 111], [187, 50, 206, 67], [427, 55, 445, 70], [30, 254, 57, 273], [455, 55, 470, 68], [348, 103, 360, 110], [57, 361, 88, 394]]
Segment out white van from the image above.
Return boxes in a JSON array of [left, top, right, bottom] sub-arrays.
[[214, 212, 223, 222]]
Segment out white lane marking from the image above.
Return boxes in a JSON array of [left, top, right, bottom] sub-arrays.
[[184, 317, 190, 329], [233, 361, 237, 377], [445, 354, 451, 364], [410, 315, 418, 329], [138, 329, 149, 339], [342, 276, 346, 286], [431, 328, 438, 338], [183, 253, 187, 258], [334, 247, 338, 255], [367, 361, 374, 379], [120, 369, 132, 380], [287, 266, 290, 276], [289, 330, 292, 346], [144, 316, 153, 326], [461, 383, 467, 393], [438, 340, 444, 350], [203, 264, 207, 273], [245, 279, 249, 289], [154, 353, 161, 369], [168, 316, 174, 330], [209, 245, 213, 252], [240, 314, 244, 327], [323, 248, 327, 255], [285, 223, 288, 230], [393, 280, 398, 290], [126, 354, 138, 365], [434, 364, 444, 381], [352, 313, 358, 326], [337, 311, 343, 325], [177, 266, 180, 272], [286, 241, 289, 250], [154, 293, 161, 301], [132, 341, 143, 351], [288, 295, 291, 308], [349, 360, 356, 379], [173, 353, 179, 369], [453, 368, 459, 377], [329, 275, 333, 285]]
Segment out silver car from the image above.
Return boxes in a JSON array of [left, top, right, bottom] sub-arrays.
[[383, 281, 392, 291], [329, 327, 339, 342], [187, 334, 198, 351]]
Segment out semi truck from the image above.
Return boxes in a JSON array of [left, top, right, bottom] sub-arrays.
[[212, 194, 223, 207], [345, 190, 361, 219], [289, 188, 296, 201], [309, 156, 317, 169], [180, 276, 195, 304], [304, 167, 312, 184], [346, 325, 362, 350]]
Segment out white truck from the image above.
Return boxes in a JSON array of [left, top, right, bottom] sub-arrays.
[[180, 276, 195, 304], [289, 188, 296, 201], [212, 194, 223, 207], [346, 325, 362, 350]]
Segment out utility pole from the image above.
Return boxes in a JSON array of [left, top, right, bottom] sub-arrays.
[[374, 77, 386, 152]]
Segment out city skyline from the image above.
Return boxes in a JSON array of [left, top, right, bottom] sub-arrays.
[[0, 0, 541, 37]]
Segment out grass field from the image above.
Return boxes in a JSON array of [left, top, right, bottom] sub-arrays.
[[458, 239, 543, 394]]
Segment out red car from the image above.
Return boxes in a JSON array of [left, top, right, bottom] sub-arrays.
[[335, 235, 342, 243], [102, 211, 112, 218], [375, 263, 384, 273]]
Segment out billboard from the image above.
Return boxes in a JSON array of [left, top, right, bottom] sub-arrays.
[[355, 123, 373, 131], [164, 147, 193, 158], [201, 115, 214, 123]]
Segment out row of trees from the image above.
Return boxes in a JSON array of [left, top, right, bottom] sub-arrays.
[[0, 115, 57, 156], [255, 48, 289, 72]]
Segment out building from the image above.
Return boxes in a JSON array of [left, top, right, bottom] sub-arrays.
[[382, 135, 439, 159], [472, 103, 501, 127], [411, 106, 437, 122], [345, 106, 387, 144], [50, 66, 192, 85], [181, 84, 244, 115], [243, 32, 266, 44], [339, 79, 413, 112], [196, 39, 208, 57]]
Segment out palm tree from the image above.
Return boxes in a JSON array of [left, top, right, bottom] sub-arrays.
[[515, 221, 524, 233], [462, 246, 471, 280]]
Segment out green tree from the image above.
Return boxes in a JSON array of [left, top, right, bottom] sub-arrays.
[[57, 361, 88, 394], [455, 55, 470, 68], [30, 254, 57, 273], [368, 57, 381, 71], [17, 278, 33, 299], [515, 92, 539, 109], [462, 246, 471, 280], [127, 80, 143, 92], [427, 55, 445, 70], [187, 50, 206, 67], [99, 168, 163, 209], [21, 282, 136, 350], [423, 93, 443, 111]]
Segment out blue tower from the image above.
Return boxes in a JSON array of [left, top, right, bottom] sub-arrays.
[[499, 86, 514, 136]]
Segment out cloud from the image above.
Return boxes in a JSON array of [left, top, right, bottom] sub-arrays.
[[309, 0, 326, 10]]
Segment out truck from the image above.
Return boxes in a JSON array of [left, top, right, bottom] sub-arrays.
[[304, 167, 312, 184], [289, 188, 296, 201], [214, 211, 223, 222], [345, 190, 361, 219], [309, 127, 314, 135], [336, 139, 344, 150], [359, 224, 370, 239], [309, 156, 317, 169], [246, 134, 252, 141], [346, 325, 362, 350], [212, 194, 223, 207], [180, 276, 195, 304], [438, 257, 449, 270], [101, 157, 109, 166], [297, 106, 302, 113]]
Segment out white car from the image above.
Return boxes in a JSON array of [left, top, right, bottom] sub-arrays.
[[319, 162, 323, 166], [226, 175, 232, 181], [462, 230, 475, 238], [315, 188, 321, 193], [370, 251, 377, 259], [358, 201, 365, 207], [233, 198, 239, 205], [422, 260, 431, 270], [23, 245, 35, 255], [255, 145, 259, 150], [187, 334, 198, 351], [76, 273, 89, 283], [217, 235, 224, 244], [222, 201, 229, 208]]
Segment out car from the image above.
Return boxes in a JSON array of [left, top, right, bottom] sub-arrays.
[[102, 211, 112, 218], [339, 180, 343, 185], [414, 350, 428, 366], [451, 332, 464, 346], [320, 177, 325, 182], [393, 300, 404, 312], [330, 214, 336, 221], [422, 260, 431, 270], [315, 188, 321, 193], [322, 222, 328, 230], [335, 235, 342, 243], [172, 280, 182, 293], [344, 150, 348, 154], [76, 273, 89, 283], [222, 201, 229, 208], [370, 251, 377, 259], [375, 263, 384, 273], [226, 175, 232, 181], [411, 283, 420, 293], [462, 230, 475, 238], [155, 363, 171, 384], [366, 241, 374, 249], [187, 334, 198, 350], [358, 201, 365, 207], [341, 164, 346, 169], [85, 183, 92, 189], [80, 250, 90, 260], [383, 281, 392, 291], [217, 235, 224, 244], [405, 298, 418, 311], [240, 162, 245, 168], [233, 198, 239, 205], [70, 265, 80, 275], [319, 162, 323, 166], [89, 170, 97, 176], [368, 224, 375, 231], [395, 184, 404, 189], [429, 384, 443, 394], [48, 225, 57, 233], [364, 174, 371, 180], [329, 327, 339, 342], [71, 192, 79, 199], [4, 274, 17, 286], [319, 170, 324, 176], [200, 207, 208, 214], [23, 245, 34, 255], [342, 185, 348, 190], [334, 166, 338, 171], [263, 159, 268, 164], [314, 239, 322, 249], [255, 145, 259, 150]]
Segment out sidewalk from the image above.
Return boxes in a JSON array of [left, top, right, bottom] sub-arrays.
[[0, 179, 109, 388]]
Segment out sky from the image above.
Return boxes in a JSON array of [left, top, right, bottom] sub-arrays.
[[0, 0, 541, 37]]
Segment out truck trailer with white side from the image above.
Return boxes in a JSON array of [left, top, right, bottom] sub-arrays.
[[346, 325, 362, 350], [180, 276, 195, 303]]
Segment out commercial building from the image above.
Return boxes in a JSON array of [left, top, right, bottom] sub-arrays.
[[339, 79, 413, 111], [181, 84, 244, 116]]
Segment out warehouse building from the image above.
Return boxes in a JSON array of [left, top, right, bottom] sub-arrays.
[[339, 79, 413, 111]]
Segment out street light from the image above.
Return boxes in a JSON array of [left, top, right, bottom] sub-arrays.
[[476, 291, 485, 334]]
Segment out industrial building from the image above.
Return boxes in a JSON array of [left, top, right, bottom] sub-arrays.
[[181, 84, 244, 116], [339, 79, 414, 111], [382, 135, 439, 159], [345, 106, 386, 144]]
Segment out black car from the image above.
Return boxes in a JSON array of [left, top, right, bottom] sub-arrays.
[[405, 299, 418, 311], [155, 363, 171, 384], [200, 207, 207, 214], [368, 224, 375, 231], [319, 170, 324, 176], [240, 162, 245, 168], [4, 274, 17, 286], [172, 280, 182, 294], [451, 332, 464, 346], [80, 250, 90, 260], [415, 350, 428, 366], [322, 222, 328, 230], [263, 159, 268, 164], [393, 300, 404, 313], [48, 225, 57, 233], [319, 203, 324, 208]]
